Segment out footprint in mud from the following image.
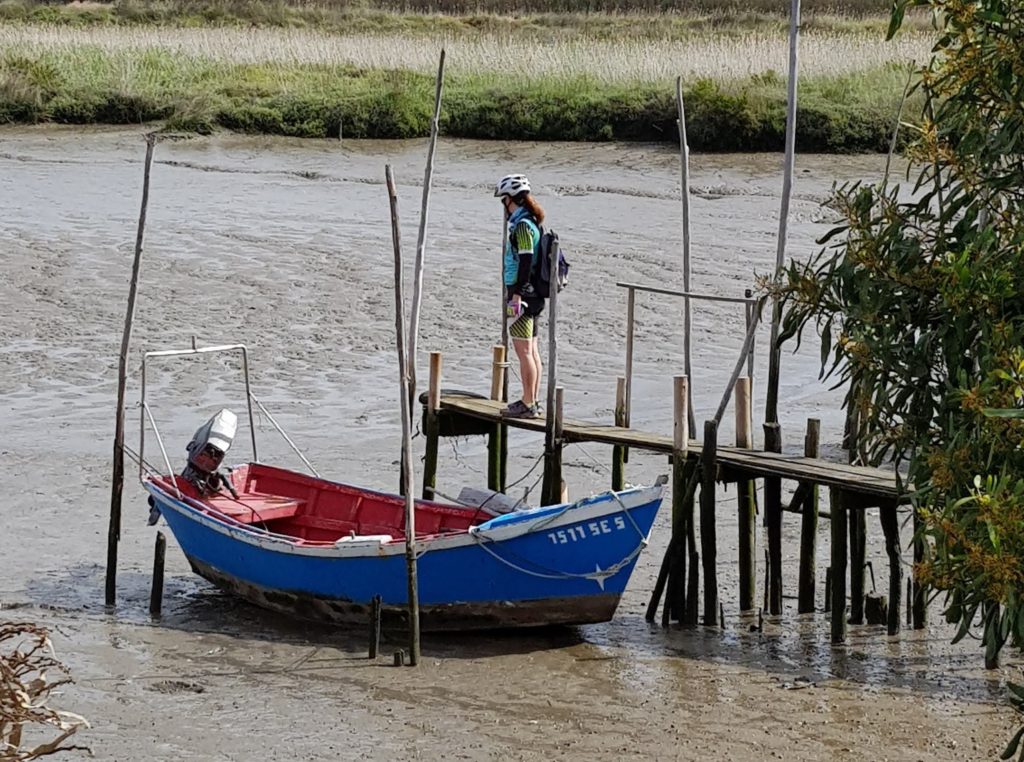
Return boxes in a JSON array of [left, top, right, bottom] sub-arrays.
[[146, 680, 206, 695]]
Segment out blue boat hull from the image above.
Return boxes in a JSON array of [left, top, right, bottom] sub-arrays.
[[147, 479, 663, 631]]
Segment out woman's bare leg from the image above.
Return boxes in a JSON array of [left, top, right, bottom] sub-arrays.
[[512, 337, 537, 406]]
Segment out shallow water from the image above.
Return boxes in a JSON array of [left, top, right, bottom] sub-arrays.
[[0, 126, 1015, 760]]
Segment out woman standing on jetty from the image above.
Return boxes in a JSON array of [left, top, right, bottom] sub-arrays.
[[496, 174, 545, 420]]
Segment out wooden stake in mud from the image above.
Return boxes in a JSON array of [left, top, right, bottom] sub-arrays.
[[541, 236, 562, 506], [764, 422, 783, 615], [797, 418, 820, 613], [912, 508, 927, 629], [385, 164, 420, 666], [830, 487, 848, 643], [421, 352, 442, 500], [612, 377, 627, 491], [106, 132, 157, 607], [879, 503, 901, 636], [700, 419, 719, 627], [667, 376, 691, 624], [735, 377, 756, 611], [541, 387, 565, 507], [149, 530, 165, 616], [488, 344, 507, 492], [765, 0, 802, 426], [368, 594, 382, 659], [406, 49, 446, 406], [676, 76, 696, 435], [849, 506, 867, 625]]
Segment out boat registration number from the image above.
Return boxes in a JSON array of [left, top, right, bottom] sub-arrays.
[[547, 517, 627, 545]]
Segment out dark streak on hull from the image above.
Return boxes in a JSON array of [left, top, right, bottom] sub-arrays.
[[188, 556, 621, 631]]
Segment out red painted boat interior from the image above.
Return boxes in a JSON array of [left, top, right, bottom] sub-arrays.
[[153, 463, 483, 545]]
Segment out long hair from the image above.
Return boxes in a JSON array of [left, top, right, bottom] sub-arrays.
[[515, 192, 545, 225]]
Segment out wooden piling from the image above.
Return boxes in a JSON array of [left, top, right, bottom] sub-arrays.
[[797, 418, 820, 613], [735, 377, 756, 611], [676, 76, 696, 436], [849, 506, 866, 625], [149, 530, 165, 616], [542, 234, 561, 506], [830, 487, 848, 643], [488, 345, 507, 492], [106, 132, 156, 607], [612, 377, 627, 491], [542, 387, 565, 506], [385, 164, 420, 666], [669, 376, 690, 623], [368, 594, 382, 659], [824, 566, 832, 612], [700, 419, 719, 627], [879, 504, 901, 636], [421, 351, 442, 500], [912, 508, 927, 629], [764, 422, 783, 615], [406, 49, 446, 406]]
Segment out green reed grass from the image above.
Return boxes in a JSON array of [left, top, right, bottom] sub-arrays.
[[0, 42, 920, 150]]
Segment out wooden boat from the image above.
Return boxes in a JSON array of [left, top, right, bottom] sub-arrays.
[[143, 462, 663, 630]]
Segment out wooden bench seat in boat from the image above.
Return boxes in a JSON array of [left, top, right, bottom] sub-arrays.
[[204, 493, 304, 525]]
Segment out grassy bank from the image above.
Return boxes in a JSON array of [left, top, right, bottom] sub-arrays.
[[0, 2, 929, 149], [0, 44, 919, 150]]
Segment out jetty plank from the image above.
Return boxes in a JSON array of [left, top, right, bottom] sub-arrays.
[[439, 395, 903, 500]]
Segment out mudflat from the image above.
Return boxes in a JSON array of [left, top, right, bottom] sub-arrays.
[[0, 127, 1015, 760]]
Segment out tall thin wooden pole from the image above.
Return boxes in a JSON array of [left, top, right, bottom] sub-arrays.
[[735, 377, 756, 611], [406, 49, 446, 402], [542, 238, 561, 503], [385, 165, 420, 666], [499, 208, 510, 489], [106, 132, 156, 607], [883, 64, 915, 186], [624, 287, 635, 428], [765, 0, 801, 425], [676, 77, 696, 434]]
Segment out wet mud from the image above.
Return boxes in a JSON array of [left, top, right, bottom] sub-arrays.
[[0, 127, 1017, 760]]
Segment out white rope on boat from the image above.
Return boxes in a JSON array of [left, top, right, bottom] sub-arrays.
[[467, 491, 650, 587]]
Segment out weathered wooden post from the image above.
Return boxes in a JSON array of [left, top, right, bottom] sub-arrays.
[[676, 76, 696, 435], [912, 509, 927, 629], [735, 377, 756, 611], [700, 419, 719, 627], [149, 530, 165, 616], [666, 375, 690, 625], [541, 234, 561, 506], [368, 594, 382, 659], [764, 423, 783, 615], [612, 377, 627, 491], [421, 352, 442, 500], [106, 132, 156, 607], [830, 487, 848, 643], [385, 164, 420, 666], [878, 503, 902, 635], [849, 506, 867, 625], [797, 418, 820, 613], [488, 344, 507, 492]]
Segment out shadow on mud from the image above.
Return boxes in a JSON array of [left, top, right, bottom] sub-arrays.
[[10, 563, 1014, 705], [13, 564, 587, 660]]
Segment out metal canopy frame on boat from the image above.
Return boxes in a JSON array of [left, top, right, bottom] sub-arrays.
[[137, 342, 319, 497]]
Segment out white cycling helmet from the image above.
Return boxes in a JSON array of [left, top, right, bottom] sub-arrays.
[[494, 174, 531, 198]]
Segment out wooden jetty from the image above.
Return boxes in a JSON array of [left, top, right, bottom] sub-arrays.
[[420, 350, 920, 645]]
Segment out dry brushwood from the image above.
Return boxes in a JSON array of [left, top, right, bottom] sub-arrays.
[[1, 622, 89, 760]]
